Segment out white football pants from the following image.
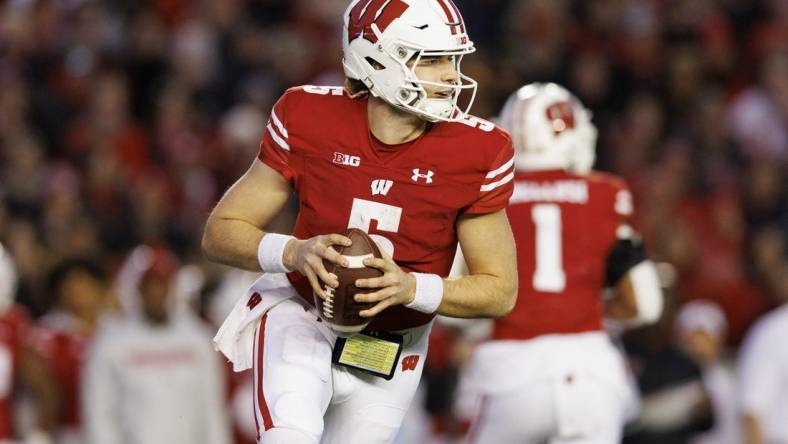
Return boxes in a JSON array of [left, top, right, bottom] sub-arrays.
[[252, 297, 431, 444], [464, 332, 636, 444]]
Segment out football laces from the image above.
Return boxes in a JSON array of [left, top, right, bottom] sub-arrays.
[[323, 285, 335, 319]]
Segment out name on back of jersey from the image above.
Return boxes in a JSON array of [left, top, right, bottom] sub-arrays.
[[510, 180, 588, 204]]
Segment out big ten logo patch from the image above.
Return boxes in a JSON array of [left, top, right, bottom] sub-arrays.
[[401, 355, 420, 372], [333, 152, 361, 167]]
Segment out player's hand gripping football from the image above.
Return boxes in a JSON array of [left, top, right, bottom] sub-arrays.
[[354, 249, 417, 317], [283, 234, 351, 299]]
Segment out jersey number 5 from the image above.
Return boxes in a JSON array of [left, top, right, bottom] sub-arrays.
[[532, 204, 566, 292], [347, 198, 401, 257]]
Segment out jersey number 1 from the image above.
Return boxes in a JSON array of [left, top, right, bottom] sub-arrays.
[[532, 204, 566, 292]]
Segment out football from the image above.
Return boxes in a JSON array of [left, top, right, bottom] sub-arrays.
[[315, 228, 383, 335]]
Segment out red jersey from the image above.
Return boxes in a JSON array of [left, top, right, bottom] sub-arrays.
[[30, 312, 92, 429], [493, 170, 633, 340], [0, 305, 32, 439], [259, 86, 514, 331]]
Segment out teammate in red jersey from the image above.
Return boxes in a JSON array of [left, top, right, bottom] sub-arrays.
[[464, 83, 664, 444], [30, 259, 108, 444], [203, 1, 517, 443], [0, 243, 58, 443]]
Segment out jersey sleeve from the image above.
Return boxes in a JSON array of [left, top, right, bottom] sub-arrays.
[[738, 322, 779, 417], [464, 134, 515, 214], [257, 90, 299, 186]]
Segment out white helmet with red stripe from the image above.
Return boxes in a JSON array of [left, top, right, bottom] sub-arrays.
[[498, 83, 597, 174], [342, 0, 477, 122]]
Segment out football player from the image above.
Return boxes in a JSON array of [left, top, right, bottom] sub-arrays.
[[0, 243, 58, 444], [30, 259, 109, 444], [82, 246, 232, 444], [464, 83, 664, 444], [203, 1, 518, 444]]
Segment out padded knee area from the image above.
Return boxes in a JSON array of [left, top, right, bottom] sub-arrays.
[[271, 392, 324, 436], [259, 426, 318, 444], [357, 403, 407, 427], [322, 403, 408, 444]]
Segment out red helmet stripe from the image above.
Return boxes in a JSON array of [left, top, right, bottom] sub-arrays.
[[436, 0, 458, 35], [446, 0, 466, 34]]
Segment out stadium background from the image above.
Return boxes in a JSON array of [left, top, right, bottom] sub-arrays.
[[0, 0, 786, 443]]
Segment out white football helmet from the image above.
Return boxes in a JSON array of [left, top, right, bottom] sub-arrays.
[[498, 83, 597, 173], [0, 243, 17, 313], [342, 0, 477, 122]]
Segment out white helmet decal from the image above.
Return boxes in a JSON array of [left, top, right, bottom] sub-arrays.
[[499, 83, 598, 174], [342, 0, 478, 122], [346, 0, 410, 44]]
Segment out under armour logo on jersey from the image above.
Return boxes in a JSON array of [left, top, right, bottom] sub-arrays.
[[411, 169, 434, 184], [371, 179, 394, 196], [401, 355, 420, 372], [333, 152, 361, 167]]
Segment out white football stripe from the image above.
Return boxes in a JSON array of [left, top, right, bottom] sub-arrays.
[[480, 172, 514, 192], [344, 253, 374, 269], [485, 156, 515, 178], [270, 110, 288, 138], [266, 124, 290, 151]]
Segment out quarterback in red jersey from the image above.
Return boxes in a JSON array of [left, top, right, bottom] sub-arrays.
[[204, 1, 517, 443], [465, 83, 664, 444]]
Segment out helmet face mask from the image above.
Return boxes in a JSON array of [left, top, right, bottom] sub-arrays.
[[342, 0, 478, 122], [499, 83, 598, 174]]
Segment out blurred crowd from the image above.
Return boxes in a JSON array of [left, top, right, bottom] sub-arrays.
[[0, 0, 786, 443]]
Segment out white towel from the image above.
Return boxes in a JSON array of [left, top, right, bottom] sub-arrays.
[[213, 273, 296, 371]]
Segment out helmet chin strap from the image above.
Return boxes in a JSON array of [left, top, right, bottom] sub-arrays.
[[418, 98, 454, 121]]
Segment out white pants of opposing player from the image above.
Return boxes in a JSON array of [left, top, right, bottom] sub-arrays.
[[252, 296, 430, 444], [464, 332, 636, 444]]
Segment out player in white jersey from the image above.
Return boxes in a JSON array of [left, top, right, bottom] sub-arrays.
[[738, 264, 788, 444], [82, 246, 232, 444]]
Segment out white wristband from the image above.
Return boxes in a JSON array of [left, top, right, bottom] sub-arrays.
[[257, 233, 296, 273], [406, 273, 443, 313]]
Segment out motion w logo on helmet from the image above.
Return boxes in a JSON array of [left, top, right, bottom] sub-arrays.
[[545, 102, 576, 135], [347, 0, 409, 43]]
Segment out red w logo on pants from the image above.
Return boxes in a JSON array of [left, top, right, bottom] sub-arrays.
[[401, 355, 420, 372], [347, 0, 409, 43], [247, 292, 262, 310]]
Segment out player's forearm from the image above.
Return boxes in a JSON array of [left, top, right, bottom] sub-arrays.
[[438, 273, 517, 318], [202, 216, 266, 271], [20, 348, 58, 433]]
